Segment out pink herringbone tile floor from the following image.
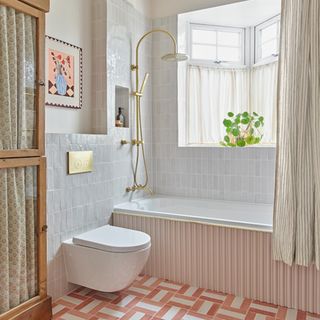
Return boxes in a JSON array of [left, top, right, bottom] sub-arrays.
[[53, 275, 320, 320]]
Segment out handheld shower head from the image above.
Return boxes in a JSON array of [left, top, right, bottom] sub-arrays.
[[139, 73, 149, 95], [161, 52, 189, 62]]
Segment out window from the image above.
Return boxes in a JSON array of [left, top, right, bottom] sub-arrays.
[[190, 24, 245, 66], [186, 63, 278, 145], [179, 14, 281, 147], [255, 15, 281, 63]]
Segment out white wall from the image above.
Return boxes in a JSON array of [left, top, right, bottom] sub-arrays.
[[151, 0, 246, 18], [181, 0, 281, 27], [128, 0, 152, 17], [46, 0, 93, 133]]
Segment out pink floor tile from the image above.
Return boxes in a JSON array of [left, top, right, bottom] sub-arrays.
[[53, 275, 320, 320], [145, 288, 175, 304], [131, 299, 165, 317], [191, 299, 221, 317], [167, 293, 198, 309], [155, 305, 188, 320], [178, 286, 205, 299]]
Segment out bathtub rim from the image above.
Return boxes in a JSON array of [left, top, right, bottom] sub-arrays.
[[114, 195, 273, 233], [112, 209, 273, 233]]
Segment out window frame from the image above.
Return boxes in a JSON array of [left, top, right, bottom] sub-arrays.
[[188, 23, 246, 67], [179, 16, 280, 148], [254, 14, 281, 65]]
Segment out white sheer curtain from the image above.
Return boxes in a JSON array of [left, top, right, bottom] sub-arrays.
[[187, 62, 278, 144], [251, 62, 278, 143], [187, 65, 250, 144]]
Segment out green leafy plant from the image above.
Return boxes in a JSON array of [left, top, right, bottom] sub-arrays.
[[220, 111, 264, 147]]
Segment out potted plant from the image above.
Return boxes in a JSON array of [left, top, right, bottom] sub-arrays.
[[220, 111, 264, 147]]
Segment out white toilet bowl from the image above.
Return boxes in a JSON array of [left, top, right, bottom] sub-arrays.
[[62, 225, 151, 292]]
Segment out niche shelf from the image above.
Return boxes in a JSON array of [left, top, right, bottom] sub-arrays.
[[115, 85, 129, 128]]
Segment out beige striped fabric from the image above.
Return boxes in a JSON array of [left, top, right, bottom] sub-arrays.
[[273, 0, 320, 269]]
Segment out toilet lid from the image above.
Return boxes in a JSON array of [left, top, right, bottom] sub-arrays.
[[72, 225, 151, 253]]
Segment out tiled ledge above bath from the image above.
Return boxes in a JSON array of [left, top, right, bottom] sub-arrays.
[[181, 143, 276, 148]]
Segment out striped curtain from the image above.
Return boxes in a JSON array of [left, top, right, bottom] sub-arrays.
[[0, 6, 38, 313], [273, 0, 320, 269]]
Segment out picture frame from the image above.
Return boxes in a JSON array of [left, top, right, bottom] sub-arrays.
[[45, 36, 83, 109]]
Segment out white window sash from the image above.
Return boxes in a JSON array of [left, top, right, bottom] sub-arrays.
[[255, 14, 281, 63], [189, 23, 245, 66]]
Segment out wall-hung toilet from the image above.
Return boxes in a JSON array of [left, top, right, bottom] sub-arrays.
[[62, 225, 151, 292]]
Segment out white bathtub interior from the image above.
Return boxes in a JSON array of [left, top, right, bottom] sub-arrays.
[[114, 195, 273, 231]]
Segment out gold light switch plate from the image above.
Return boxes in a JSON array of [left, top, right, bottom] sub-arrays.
[[68, 151, 93, 175]]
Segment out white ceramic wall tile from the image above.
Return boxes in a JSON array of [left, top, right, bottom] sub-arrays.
[[46, 133, 114, 299], [92, 0, 108, 134], [151, 16, 276, 204], [47, 3, 276, 302], [47, 0, 153, 300]]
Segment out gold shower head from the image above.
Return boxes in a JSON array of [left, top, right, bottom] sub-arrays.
[[161, 52, 189, 62]]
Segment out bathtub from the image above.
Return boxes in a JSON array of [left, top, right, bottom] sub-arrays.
[[113, 195, 273, 232], [113, 195, 320, 314]]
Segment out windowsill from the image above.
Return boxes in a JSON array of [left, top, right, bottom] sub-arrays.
[[253, 56, 278, 67], [188, 60, 248, 69], [179, 143, 276, 148], [188, 57, 278, 69]]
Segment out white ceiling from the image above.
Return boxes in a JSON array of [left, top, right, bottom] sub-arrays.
[[151, 0, 246, 19], [180, 0, 281, 27]]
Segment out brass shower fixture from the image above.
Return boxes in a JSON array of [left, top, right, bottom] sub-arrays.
[[123, 29, 188, 193]]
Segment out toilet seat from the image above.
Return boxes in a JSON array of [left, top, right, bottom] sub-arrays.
[[72, 225, 151, 253]]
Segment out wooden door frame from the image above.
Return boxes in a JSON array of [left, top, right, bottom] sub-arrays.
[[0, 157, 50, 320], [0, 0, 45, 159], [0, 157, 48, 296], [6, 157, 49, 300], [0, 297, 52, 320], [19, 0, 50, 12], [0, 0, 51, 318]]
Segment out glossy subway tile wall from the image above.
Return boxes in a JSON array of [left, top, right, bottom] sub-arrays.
[[91, 0, 108, 134], [46, 134, 125, 299], [46, 0, 277, 302], [151, 15, 276, 204], [46, 0, 153, 300]]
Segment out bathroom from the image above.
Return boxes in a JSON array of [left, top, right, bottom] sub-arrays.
[[0, 0, 319, 319]]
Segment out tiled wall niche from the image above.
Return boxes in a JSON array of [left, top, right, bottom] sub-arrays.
[[115, 85, 130, 128], [46, 0, 153, 300]]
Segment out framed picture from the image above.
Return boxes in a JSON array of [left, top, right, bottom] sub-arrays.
[[45, 36, 83, 109]]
